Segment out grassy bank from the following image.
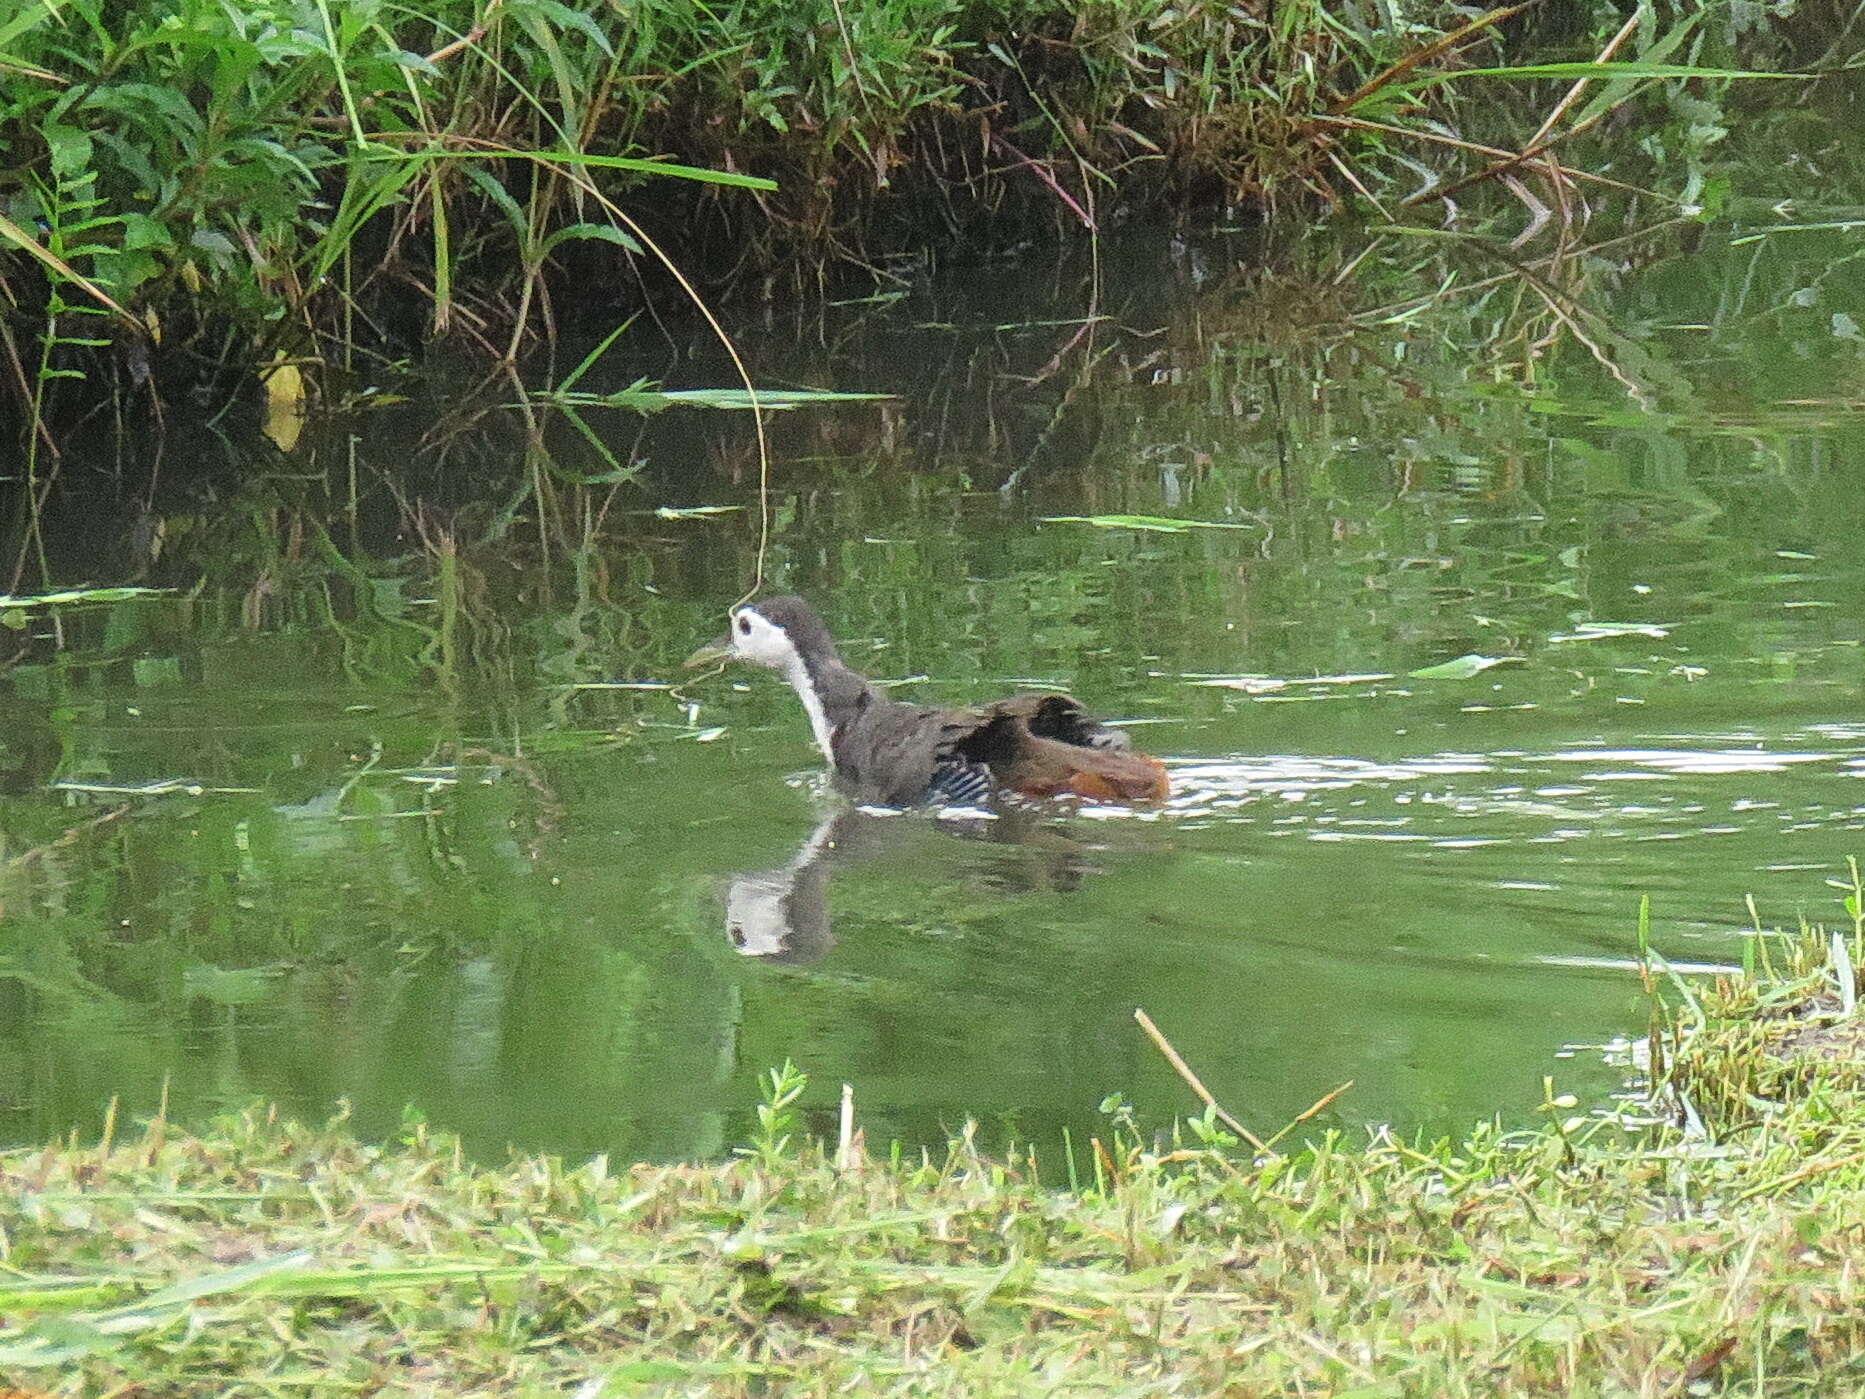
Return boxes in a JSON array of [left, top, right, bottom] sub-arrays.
[[3, 921, 1862, 1394], [1, 0, 1824, 430]]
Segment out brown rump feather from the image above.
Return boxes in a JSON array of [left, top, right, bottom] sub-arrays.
[[950, 696, 1169, 804], [997, 734, 1171, 803]]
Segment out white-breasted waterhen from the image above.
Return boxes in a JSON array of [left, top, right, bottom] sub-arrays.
[[686, 595, 1169, 807]]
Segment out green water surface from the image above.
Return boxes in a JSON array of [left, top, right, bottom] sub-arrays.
[[3, 223, 1864, 1165]]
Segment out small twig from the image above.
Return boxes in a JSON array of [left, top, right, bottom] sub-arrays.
[[1133, 1008, 1269, 1153], [1349, 218, 1690, 326], [990, 135, 1096, 231], [426, 0, 501, 66], [1502, 172, 1552, 247], [0, 55, 67, 84], [1325, 150, 1391, 222], [1527, 9, 1644, 152], [1261, 1081, 1356, 1152], [0, 316, 60, 464], [1296, 1328, 1379, 1381]]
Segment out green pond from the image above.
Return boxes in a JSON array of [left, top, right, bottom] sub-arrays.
[[3, 223, 1864, 1167]]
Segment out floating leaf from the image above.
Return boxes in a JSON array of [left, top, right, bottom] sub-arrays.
[[1548, 622, 1671, 642], [1042, 515, 1255, 533], [654, 505, 743, 520], [540, 384, 892, 413], [1408, 654, 1523, 680], [0, 586, 170, 608], [1186, 672, 1392, 692]]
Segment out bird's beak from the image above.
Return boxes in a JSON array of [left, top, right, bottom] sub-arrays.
[[684, 633, 735, 668]]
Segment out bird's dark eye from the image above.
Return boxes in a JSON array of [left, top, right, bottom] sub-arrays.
[[736, 615, 751, 635]]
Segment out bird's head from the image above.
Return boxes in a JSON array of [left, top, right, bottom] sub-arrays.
[[685, 595, 836, 672]]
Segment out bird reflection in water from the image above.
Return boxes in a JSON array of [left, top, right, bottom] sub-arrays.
[[719, 806, 1106, 965], [722, 809, 846, 964]]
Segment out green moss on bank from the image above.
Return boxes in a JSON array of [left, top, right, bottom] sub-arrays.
[[4, 937, 1863, 1395]]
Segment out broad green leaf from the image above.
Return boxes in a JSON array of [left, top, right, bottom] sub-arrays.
[[0, 0, 68, 50], [540, 221, 643, 255]]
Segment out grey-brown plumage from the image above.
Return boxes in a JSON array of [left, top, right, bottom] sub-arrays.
[[687, 595, 1169, 807]]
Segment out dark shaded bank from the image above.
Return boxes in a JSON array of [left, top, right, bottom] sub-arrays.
[[1, 921, 1861, 1393]]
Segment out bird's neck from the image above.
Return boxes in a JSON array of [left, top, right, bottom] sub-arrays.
[[779, 651, 873, 767]]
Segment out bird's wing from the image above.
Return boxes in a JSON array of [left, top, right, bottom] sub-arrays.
[[973, 693, 1133, 750]]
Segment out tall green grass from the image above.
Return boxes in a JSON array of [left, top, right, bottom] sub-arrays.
[[0, 0, 1823, 442]]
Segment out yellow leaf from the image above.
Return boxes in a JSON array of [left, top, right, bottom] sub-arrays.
[[260, 352, 307, 452]]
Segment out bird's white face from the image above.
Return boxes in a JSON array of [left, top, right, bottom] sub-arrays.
[[687, 599, 837, 763], [728, 605, 801, 669]]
